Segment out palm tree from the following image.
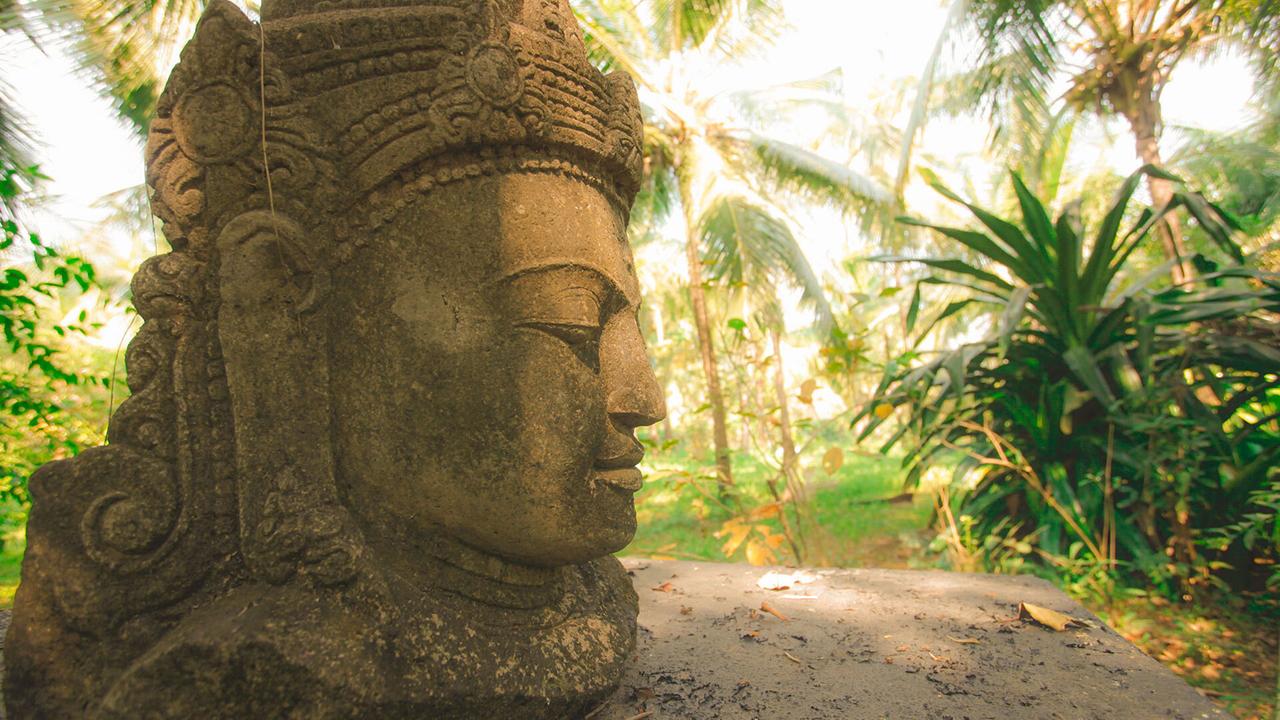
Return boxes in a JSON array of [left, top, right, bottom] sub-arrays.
[[700, 195, 833, 554], [1172, 83, 1280, 261], [0, 0, 205, 222], [574, 0, 891, 488], [40, 0, 207, 134], [899, 0, 1280, 283], [1, 0, 42, 219]]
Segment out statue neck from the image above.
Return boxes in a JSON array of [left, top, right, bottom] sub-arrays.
[[365, 520, 567, 611]]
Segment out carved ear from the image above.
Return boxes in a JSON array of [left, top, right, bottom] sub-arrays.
[[216, 211, 358, 585]]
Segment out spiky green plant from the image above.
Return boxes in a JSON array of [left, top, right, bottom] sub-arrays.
[[898, 0, 1280, 283], [857, 165, 1280, 594]]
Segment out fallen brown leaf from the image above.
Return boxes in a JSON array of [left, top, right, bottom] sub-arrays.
[[947, 636, 982, 645], [760, 601, 789, 622], [679, 605, 693, 616], [1018, 602, 1085, 631], [652, 582, 675, 593]]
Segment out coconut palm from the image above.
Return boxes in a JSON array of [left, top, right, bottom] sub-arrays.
[[898, 0, 1280, 284], [42, 0, 207, 134], [0, 0, 206, 223], [1, 0, 42, 219], [1172, 84, 1280, 262], [574, 0, 892, 487], [699, 194, 835, 555]]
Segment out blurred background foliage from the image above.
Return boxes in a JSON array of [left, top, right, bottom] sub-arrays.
[[1, 0, 1278, 716]]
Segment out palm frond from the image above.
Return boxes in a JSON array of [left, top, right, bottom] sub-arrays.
[[1173, 127, 1280, 242], [722, 131, 892, 210], [574, 0, 654, 81], [725, 67, 849, 130], [0, 39, 38, 219], [895, 0, 971, 198], [38, 0, 204, 134], [699, 194, 835, 330]]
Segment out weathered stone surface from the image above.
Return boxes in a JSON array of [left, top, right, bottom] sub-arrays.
[[3, 1, 663, 717], [593, 560, 1231, 720]]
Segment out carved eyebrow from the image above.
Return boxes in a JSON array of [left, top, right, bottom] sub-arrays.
[[495, 259, 634, 305]]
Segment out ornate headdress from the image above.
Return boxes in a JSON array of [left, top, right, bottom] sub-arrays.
[[148, 0, 643, 264]]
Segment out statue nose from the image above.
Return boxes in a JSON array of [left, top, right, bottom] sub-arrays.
[[602, 315, 666, 430]]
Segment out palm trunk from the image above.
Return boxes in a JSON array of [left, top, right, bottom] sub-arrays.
[[1126, 94, 1192, 285], [770, 328, 797, 472], [679, 173, 734, 489], [769, 326, 812, 562]]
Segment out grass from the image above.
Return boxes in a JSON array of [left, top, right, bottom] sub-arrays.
[[625, 446, 933, 568], [1098, 596, 1278, 720], [0, 525, 24, 609]]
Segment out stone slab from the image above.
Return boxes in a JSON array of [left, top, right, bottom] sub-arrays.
[[0, 561, 1231, 720], [595, 559, 1230, 720]]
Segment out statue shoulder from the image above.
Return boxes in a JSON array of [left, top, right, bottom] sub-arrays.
[[95, 584, 385, 720]]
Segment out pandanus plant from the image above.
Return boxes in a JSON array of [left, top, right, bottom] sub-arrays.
[[856, 165, 1280, 591]]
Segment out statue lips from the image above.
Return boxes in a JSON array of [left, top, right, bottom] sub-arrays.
[[593, 443, 646, 493]]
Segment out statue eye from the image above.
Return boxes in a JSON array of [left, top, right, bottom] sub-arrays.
[[518, 321, 602, 372]]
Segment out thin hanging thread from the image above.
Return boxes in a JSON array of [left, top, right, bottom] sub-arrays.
[[258, 21, 304, 333], [107, 154, 167, 436], [259, 22, 282, 239], [103, 312, 141, 438]]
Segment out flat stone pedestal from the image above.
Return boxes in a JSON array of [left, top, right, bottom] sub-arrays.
[[0, 562, 1230, 719], [596, 559, 1229, 720]]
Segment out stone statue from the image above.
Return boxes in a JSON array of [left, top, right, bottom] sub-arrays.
[[4, 0, 664, 716]]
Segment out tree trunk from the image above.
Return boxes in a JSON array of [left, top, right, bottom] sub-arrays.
[[679, 175, 734, 489], [1126, 94, 1193, 285], [770, 328, 797, 473]]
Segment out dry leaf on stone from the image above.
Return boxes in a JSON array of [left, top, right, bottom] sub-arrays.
[[652, 582, 675, 593], [760, 601, 789, 621], [1018, 602, 1085, 631], [947, 636, 981, 645]]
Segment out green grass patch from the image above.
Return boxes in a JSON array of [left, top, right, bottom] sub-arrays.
[[626, 447, 933, 568], [0, 526, 25, 609]]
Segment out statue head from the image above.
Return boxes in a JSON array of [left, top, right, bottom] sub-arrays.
[[6, 0, 664, 716], [332, 172, 664, 567]]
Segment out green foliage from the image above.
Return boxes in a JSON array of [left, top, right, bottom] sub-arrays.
[[857, 166, 1280, 596], [1, 163, 109, 507]]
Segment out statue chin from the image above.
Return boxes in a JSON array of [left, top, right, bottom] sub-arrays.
[[2, 0, 663, 717]]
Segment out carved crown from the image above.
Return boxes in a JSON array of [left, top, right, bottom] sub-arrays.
[[261, 0, 644, 201]]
